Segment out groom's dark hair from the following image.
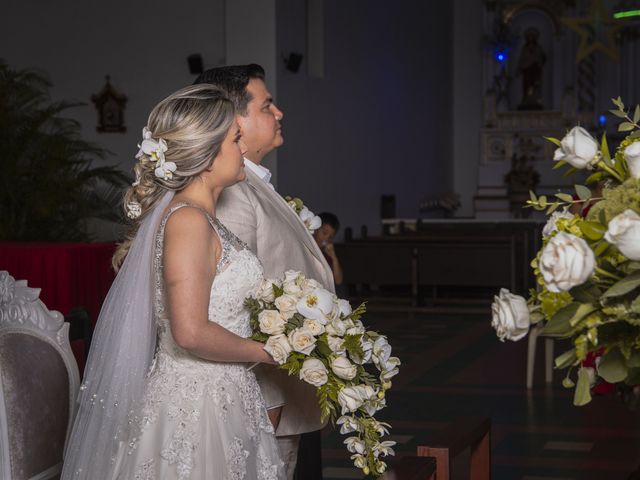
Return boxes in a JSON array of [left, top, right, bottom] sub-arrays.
[[193, 64, 265, 115]]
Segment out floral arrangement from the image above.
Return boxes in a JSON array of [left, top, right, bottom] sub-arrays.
[[245, 271, 400, 476], [492, 98, 640, 406], [284, 196, 322, 234]]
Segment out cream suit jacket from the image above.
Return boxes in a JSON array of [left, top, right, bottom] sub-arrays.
[[216, 167, 334, 436]]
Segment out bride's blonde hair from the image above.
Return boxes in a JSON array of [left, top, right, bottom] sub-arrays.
[[112, 84, 235, 270]]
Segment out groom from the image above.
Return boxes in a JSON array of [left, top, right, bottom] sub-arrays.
[[195, 65, 334, 479]]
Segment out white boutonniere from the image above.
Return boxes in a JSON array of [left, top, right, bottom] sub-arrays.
[[285, 196, 322, 234]]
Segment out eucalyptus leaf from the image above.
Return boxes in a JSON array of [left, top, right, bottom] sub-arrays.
[[563, 167, 578, 177], [575, 184, 592, 201], [609, 109, 627, 118], [619, 122, 635, 132], [555, 193, 574, 202], [573, 368, 593, 406], [603, 270, 640, 298], [579, 221, 605, 241], [634, 105, 640, 125], [598, 348, 628, 383]]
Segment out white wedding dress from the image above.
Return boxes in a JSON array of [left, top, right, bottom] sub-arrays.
[[113, 203, 284, 480]]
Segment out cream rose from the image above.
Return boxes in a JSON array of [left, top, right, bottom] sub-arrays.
[[299, 358, 328, 386], [326, 318, 347, 336], [287, 327, 317, 355], [327, 335, 346, 355], [282, 270, 304, 296], [331, 356, 358, 380], [263, 334, 292, 365], [542, 210, 574, 238], [258, 310, 286, 335], [255, 278, 280, 303], [274, 294, 298, 320], [337, 298, 353, 317], [346, 319, 366, 335], [302, 278, 322, 294], [553, 126, 599, 169], [491, 289, 531, 342], [303, 318, 325, 336], [624, 141, 640, 179], [604, 209, 640, 260], [539, 232, 595, 292]]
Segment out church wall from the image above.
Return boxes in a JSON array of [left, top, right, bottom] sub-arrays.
[[275, 0, 454, 236]]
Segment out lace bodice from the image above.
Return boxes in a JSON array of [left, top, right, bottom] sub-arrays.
[[153, 202, 264, 358]]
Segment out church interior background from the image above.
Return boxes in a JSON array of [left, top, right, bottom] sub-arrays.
[[2, 0, 640, 478]]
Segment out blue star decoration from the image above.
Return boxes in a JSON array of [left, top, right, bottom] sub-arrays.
[[561, 0, 624, 63]]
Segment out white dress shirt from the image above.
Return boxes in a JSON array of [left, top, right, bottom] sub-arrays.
[[243, 158, 274, 189]]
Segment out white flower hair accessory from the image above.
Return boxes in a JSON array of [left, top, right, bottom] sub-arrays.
[[135, 127, 176, 180], [126, 201, 142, 219]]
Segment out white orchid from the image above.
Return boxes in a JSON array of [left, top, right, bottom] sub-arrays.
[[299, 206, 322, 232], [373, 440, 396, 458], [135, 127, 176, 180], [344, 436, 366, 454], [296, 288, 335, 324], [336, 415, 360, 434]]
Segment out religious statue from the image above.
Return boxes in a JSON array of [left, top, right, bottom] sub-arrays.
[[517, 27, 546, 110]]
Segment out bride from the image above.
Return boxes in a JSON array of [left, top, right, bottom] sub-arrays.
[[61, 84, 284, 479]]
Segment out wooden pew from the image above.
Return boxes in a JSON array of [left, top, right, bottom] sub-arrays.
[[382, 455, 437, 480], [416, 416, 491, 480]]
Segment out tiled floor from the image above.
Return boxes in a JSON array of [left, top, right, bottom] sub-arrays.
[[319, 310, 640, 479]]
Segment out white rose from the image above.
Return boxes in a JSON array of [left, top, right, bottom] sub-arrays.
[[344, 436, 366, 455], [624, 141, 640, 179], [302, 278, 322, 294], [303, 318, 326, 336], [255, 278, 280, 303], [350, 337, 373, 365], [337, 385, 375, 414], [539, 232, 595, 292], [326, 318, 347, 337], [283, 270, 304, 296], [263, 334, 292, 365], [346, 319, 366, 335], [331, 356, 358, 380], [604, 209, 640, 260], [287, 327, 317, 355], [491, 289, 530, 342], [274, 294, 298, 320], [258, 310, 287, 335], [553, 126, 599, 169], [542, 209, 574, 238], [296, 288, 335, 324], [337, 299, 352, 317], [337, 415, 360, 434], [299, 358, 328, 386], [372, 336, 392, 370], [327, 335, 346, 355]]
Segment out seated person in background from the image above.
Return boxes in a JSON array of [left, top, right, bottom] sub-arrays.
[[313, 212, 343, 286]]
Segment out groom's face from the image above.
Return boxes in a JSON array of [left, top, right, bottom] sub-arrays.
[[238, 79, 284, 162]]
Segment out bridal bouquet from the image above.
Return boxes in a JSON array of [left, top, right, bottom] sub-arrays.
[[492, 98, 640, 406], [244, 271, 400, 476]]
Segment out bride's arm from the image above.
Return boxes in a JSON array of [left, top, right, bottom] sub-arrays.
[[162, 207, 275, 364]]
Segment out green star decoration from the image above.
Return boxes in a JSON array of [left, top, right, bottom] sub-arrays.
[[561, 0, 624, 63]]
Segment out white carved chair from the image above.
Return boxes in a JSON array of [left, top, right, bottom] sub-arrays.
[[0, 271, 80, 480], [526, 322, 554, 389]]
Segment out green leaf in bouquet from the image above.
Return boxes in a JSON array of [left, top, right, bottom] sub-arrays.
[[281, 351, 306, 376], [555, 348, 577, 369], [544, 303, 594, 336], [598, 347, 628, 383], [552, 160, 567, 170], [555, 192, 574, 202], [631, 130, 640, 140], [619, 122, 635, 132], [563, 167, 578, 177], [612, 96, 624, 110], [634, 105, 640, 125], [346, 302, 367, 321], [575, 184, 592, 201], [624, 262, 640, 273], [600, 134, 613, 167], [610, 109, 628, 119], [530, 311, 546, 324], [562, 374, 575, 388], [316, 334, 333, 357], [628, 351, 640, 368], [529, 190, 537, 202], [579, 221, 605, 241], [539, 195, 547, 208], [593, 240, 611, 257], [585, 171, 605, 184], [573, 367, 593, 406], [544, 136, 562, 147], [602, 270, 640, 298], [546, 202, 560, 214], [343, 334, 365, 359], [273, 283, 284, 298], [630, 295, 640, 314], [570, 284, 601, 303]]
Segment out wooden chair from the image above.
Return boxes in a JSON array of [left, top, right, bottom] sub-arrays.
[[417, 416, 491, 480], [382, 455, 437, 480], [0, 271, 80, 480]]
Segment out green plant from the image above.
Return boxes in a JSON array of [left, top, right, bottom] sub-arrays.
[[0, 60, 129, 241]]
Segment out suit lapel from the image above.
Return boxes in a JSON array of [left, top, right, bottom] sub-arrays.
[[245, 169, 327, 267]]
